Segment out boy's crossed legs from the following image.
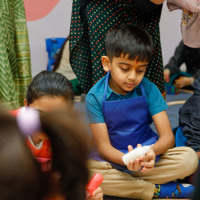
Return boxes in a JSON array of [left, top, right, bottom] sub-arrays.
[[88, 147, 198, 200]]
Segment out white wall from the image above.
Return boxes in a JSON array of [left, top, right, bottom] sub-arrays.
[[27, 0, 72, 76], [160, 1, 182, 66], [27, 0, 182, 76]]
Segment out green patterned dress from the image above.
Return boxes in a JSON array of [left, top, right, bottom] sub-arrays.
[[0, 0, 32, 109], [69, 0, 165, 96]]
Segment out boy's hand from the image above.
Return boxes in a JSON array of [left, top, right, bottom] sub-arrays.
[[140, 147, 156, 173], [126, 144, 156, 172], [126, 144, 143, 171]]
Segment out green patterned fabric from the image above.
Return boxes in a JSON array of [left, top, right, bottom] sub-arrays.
[[0, 0, 32, 110], [70, 0, 165, 95]]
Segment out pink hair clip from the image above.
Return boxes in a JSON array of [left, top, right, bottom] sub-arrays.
[[16, 107, 41, 137]]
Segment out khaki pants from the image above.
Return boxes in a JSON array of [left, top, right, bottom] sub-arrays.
[[87, 147, 198, 200]]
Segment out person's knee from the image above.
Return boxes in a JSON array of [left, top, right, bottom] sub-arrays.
[[181, 147, 199, 176]]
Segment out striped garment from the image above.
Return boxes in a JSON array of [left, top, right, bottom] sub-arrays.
[[0, 0, 32, 109]]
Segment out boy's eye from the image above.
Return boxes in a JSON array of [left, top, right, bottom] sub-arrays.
[[137, 70, 144, 73], [121, 68, 129, 71], [137, 67, 146, 73]]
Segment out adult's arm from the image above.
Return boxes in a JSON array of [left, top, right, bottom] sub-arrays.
[[135, 0, 164, 13], [165, 40, 185, 76], [151, 0, 165, 5]]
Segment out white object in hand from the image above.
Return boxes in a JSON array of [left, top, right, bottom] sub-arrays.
[[122, 145, 151, 165]]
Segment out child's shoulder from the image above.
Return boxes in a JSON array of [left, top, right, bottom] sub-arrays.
[[87, 75, 107, 96], [141, 77, 163, 101], [142, 77, 157, 91], [86, 75, 107, 108]]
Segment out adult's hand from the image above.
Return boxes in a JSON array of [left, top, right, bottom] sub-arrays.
[[175, 76, 194, 88], [151, 0, 165, 5], [164, 69, 170, 82]]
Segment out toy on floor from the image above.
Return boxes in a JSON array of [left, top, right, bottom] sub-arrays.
[[166, 84, 179, 95]]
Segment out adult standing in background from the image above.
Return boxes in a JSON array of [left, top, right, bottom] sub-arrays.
[[0, 0, 32, 109], [69, 0, 166, 96]]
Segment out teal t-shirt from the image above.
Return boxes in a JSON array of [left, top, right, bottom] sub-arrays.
[[86, 74, 167, 124]]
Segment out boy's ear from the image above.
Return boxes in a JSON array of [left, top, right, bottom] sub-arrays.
[[102, 56, 111, 72], [24, 99, 28, 107]]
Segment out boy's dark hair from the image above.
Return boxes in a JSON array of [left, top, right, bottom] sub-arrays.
[[26, 70, 74, 105], [105, 24, 153, 62]]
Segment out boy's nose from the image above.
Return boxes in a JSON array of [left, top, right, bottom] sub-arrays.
[[128, 71, 136, 80]]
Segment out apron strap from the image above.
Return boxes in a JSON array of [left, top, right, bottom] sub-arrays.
[[103, 71, 110, 101]]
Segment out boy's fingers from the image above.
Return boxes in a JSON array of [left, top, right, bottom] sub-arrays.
[[128, 159, 141, 171], [141, 159, 155, 168], [145, 154, 155, 162], [141, 166, 154, 173], [128, 145, 133, 152], [134, 159, 143, 171], [137, 143, 142, 147]]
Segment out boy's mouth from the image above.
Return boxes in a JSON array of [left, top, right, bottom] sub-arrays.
[[125, 83, 136, 87]]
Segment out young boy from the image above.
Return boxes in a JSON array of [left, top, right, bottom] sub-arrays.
[[86, 24, 198, 199]]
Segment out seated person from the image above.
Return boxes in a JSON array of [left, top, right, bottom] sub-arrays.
[[86, 24, 198, 199], [53, 37, 83, 95], [175, 76, 200, 160], [164, 40, 200, 89]]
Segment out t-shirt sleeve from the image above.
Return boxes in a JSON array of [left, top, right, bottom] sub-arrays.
[[147, 82, 168, 116], [85, 93, 105, 124]]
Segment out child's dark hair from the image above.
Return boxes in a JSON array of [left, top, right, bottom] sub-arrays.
[[0, 107, 90, 200], [26, 70, 74, 105], [105, 24, 153, 62]]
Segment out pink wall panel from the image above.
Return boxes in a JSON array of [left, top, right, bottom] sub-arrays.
[[23, 0, 60, 21]]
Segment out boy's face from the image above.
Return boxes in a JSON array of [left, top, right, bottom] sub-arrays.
[[102, 54, 148, 95]]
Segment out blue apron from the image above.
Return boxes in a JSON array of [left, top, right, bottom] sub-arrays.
[[102, 71, 158, 154]]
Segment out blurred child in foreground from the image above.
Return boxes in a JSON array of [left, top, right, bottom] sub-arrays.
[[10, 71, 103, 199], [0, 107, 101, 200]]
